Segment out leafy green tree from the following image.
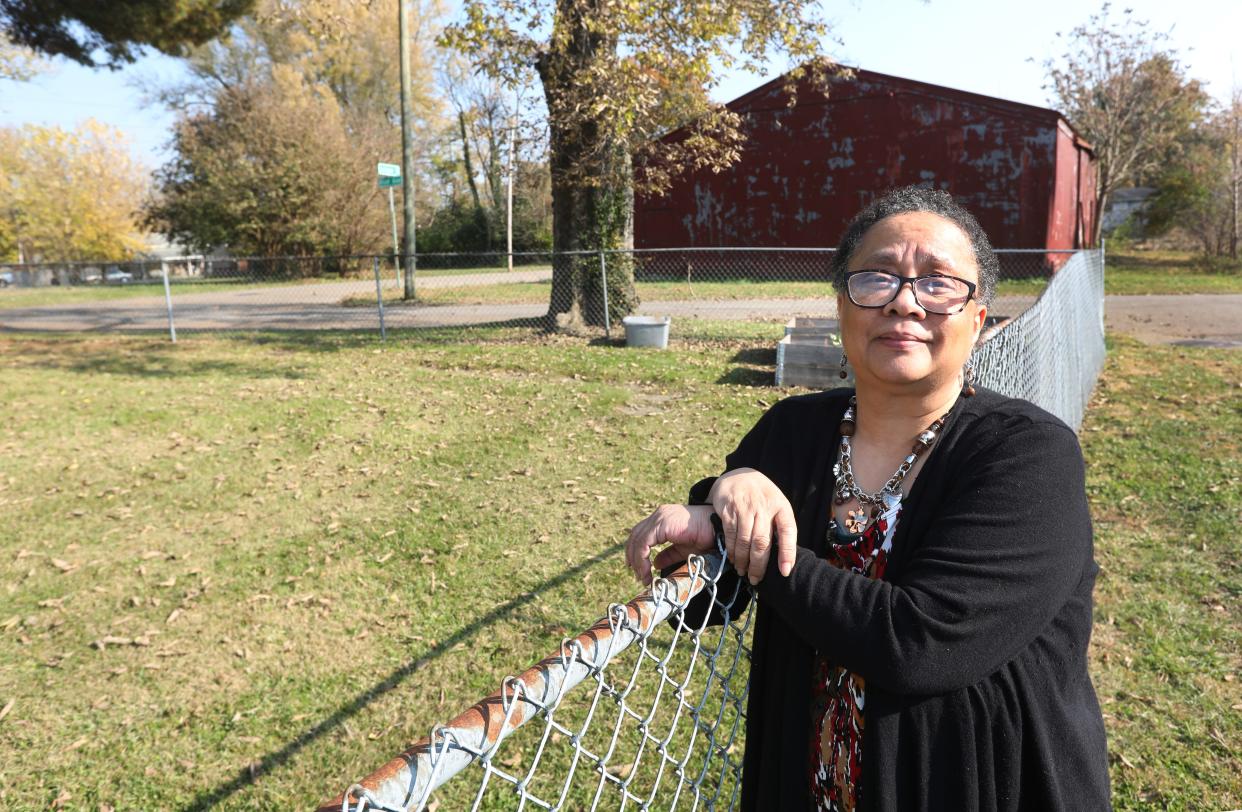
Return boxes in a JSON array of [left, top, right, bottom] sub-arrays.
[[441, 0, 837, 330], [148, 70, 393, 259], [0, 120, 148, 262], [1144, 99, 1241, 258], [146, 0, 446, 260], [0, 0, 253, 67], [1042, 3, 1210, 245]]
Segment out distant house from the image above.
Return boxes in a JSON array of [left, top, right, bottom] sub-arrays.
[[636, 67, 1097, 251], [1100, 187, 1155, 234]]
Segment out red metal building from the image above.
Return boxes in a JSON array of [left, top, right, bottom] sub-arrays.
[[636, 68, 1096, 251]]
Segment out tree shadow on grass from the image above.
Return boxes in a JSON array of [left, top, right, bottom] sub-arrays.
[[182, 541, 626, 812], [715, 346, 776, 387], [241, 319, 553, 351], [0, 336, 310, 379]]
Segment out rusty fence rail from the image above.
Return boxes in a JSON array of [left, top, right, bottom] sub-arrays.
[[320, 536, 754, 812]]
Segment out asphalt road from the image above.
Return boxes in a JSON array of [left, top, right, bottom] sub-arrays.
[[0, 273, 1238, 346]]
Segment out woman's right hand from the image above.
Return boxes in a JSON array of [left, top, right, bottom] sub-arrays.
[[625, 504, 716, 586], [709, 468, 798, 585]]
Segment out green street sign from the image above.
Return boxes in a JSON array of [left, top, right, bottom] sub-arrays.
[[377, 162, 401, 178], [378, 175, 402, 188]]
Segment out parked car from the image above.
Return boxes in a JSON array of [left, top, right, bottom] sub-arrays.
[[0, 270, 13, 288], [104, 266, 134, 284]]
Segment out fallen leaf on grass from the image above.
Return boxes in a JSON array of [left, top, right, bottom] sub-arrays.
[[92, 636, 133, 650], [165, 609, 182, 625], [605, 762, 634, 780], [66, 736, 88, 751], [51, 559, 77, 573], [0, 698, 13, 722]]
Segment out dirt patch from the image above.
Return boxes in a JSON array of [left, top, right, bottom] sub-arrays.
[[1105, 294, 1242, 347]]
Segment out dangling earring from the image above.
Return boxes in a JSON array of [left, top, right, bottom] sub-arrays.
[[839, 350, 849, 380], [962, 357, 977, 397]]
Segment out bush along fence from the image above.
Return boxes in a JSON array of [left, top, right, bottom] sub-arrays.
[[0, 248, 1077, 341], [317, 249, 1106, 811]]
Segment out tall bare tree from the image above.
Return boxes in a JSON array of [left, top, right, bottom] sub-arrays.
[[442, 0, 837, 330], [1042, 3, 1209, 245]]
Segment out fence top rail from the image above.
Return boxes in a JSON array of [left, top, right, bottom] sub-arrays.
[[0, 247, 1089, 269]]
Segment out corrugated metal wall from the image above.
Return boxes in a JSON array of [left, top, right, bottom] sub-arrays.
[[636, 69, 1096, 251]]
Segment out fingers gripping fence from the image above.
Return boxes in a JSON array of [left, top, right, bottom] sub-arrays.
[[971, 249, 1106, 431], [321, 538, 753, 812]]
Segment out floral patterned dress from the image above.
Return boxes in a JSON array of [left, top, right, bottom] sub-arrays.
[[809, 496, 902, 812]]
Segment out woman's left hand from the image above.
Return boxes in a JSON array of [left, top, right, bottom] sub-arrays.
[[709, 468, 798, 585]]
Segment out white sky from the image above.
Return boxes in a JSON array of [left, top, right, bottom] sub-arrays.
[[1, 0, 1238, 172]]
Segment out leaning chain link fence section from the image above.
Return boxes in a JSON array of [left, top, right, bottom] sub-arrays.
[[3, 248, 1072, 341], [320, 535, 754, 812], [971, 249, 1105, 430]]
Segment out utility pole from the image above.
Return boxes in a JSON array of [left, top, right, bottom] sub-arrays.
[[399, 0, 417, 299]]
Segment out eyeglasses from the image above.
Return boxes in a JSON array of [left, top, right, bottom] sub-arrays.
[[844, 270, 977, 315]]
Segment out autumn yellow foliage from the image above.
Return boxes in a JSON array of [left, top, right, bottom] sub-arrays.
[[0, 119, 150, 263]]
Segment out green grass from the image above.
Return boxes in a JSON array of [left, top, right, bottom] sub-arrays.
[[0, 330, 1237, 811], [0, 266, 549, 311], [0, 278, 320, 310], [1104, 249, 1242, 294]]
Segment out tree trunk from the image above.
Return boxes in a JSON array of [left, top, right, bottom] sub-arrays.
[[1092, 165, 1110, 248], [535, 5, 640, 333], [459, 110, 490, 247]]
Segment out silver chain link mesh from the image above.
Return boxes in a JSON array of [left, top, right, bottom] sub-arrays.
[[325, 542, 754, 812], [972, 250, 1105, 430]]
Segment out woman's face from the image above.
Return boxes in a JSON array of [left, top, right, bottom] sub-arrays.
[[837, 211, 988, 393]]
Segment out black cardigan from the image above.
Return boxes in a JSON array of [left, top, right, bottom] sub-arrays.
[[683, 387, 1111, 811]]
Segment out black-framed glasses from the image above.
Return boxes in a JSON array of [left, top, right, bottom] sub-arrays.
[[844, 270, 977, 315]]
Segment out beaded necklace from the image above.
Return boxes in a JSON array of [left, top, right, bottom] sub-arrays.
[[831, 396, 951, 534]]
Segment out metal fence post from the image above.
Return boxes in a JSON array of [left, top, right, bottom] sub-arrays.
[[373, 257, 387, 341], [161, 261, 177, 343], [599, 249, 611, 339]]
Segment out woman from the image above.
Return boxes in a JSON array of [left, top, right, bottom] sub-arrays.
[[625, 187, 1110, 811]]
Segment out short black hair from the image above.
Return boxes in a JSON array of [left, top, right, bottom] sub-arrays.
[[830, 186, 999, 305]]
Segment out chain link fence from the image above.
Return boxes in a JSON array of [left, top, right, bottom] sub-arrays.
[[0, 248, 1066, 339], [972, 249, 1105, 430], [317, 249, 1105, 810], [321, 540, 752, 812]]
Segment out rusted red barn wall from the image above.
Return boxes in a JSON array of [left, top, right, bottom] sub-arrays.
[[636, 68, 1096, 250]]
